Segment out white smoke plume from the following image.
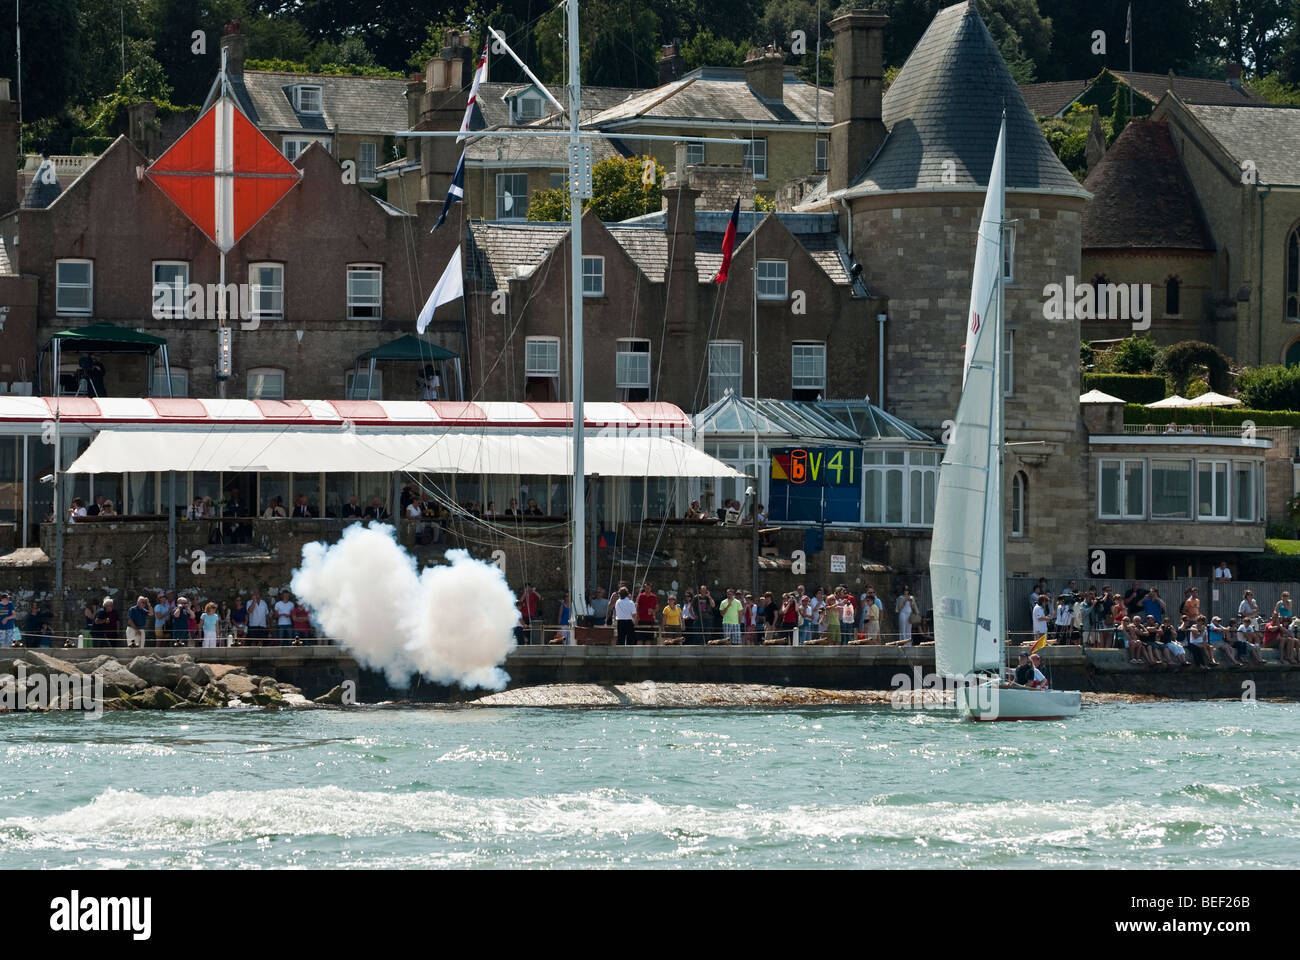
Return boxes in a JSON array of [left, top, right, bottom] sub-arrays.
[[290, 524, 517, 690]]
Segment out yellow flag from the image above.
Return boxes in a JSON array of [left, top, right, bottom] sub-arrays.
[[1030, 635, 1047, 655]]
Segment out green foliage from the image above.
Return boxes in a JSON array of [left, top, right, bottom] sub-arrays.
[[1123, 404, 1300, 427], [406, 2, 505, 73], [1266, 537, 1300, 555], [1240, 552, 1300, 581], [1238, 364, 1300, 411], [681, 30, 749, 70], [1081, 374, 1167, 404], [527, 155, 666, 222], [1155, 340, 1231, 394], [1038, 105, 1110, 177], [1246, 72, 1300, 105], [754, 194, 776, 212], [1080, 340, 1096, 369], [1098, 334, 1161, 374], [246, 58, 404, 78], [88, 56, 179, 139]]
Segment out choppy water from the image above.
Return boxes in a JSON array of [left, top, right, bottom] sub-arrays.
[[2, 700, 1299, 868]]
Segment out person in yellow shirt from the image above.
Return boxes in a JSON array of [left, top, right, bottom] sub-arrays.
[[661, 595, 683, 644]]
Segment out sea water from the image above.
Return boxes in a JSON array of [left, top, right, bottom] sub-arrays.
[[2, 700, 1298, 868]]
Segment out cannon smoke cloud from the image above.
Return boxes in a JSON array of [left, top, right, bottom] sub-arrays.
[[291, 524, 517, 690]]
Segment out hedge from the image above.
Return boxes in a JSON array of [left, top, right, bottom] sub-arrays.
[[1239, 553, 1300, 580], [1123, 405, 1300, 428], [1082, 373, 1166, 404]]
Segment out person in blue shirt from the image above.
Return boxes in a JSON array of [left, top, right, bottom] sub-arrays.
[[0, 592, 15, 646], [1140, 587, 1166, 624]]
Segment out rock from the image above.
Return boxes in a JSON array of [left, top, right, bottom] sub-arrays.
[[15, 650, 83, 678], [163, 653, 194, 664], [78, 654, 114, 674], [247, 688, 283, 707], [0, 657, 15, 677], [128, 686, 186, 710], [92, 660, 148, 693], [199, 683, 226, 707], [179, 661, 214, 685], [313, 684, 347, 705], [275, 683, 303, 696], [100, 696, 135, 711], [205, 663, 244, 681], [218, 673, 258, 698], [128, 657, 183, 689], [281, 692, 312, 707], [258, 677, 279, 692], [173, 675, 205, 702]]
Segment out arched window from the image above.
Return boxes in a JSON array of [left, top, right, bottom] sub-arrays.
[[1011, 471, 1027, 537], [1286, 339, 1300, 368], [1288, 228, 1300, 321], [1165, 275, 1181, 316]]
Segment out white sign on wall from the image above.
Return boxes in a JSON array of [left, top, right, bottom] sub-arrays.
[[830, 555, 846, 573]]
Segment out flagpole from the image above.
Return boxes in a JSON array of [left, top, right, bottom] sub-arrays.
[[218, 49, 228, 400], [1127, 3, 1133, 119], [567, 0, 588, 636]]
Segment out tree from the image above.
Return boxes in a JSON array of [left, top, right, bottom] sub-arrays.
[[680, 29, 749, 70], [0, 0, 79, 123], [1156, 340, 1231, 394], [1037, 0, 1197, 80], [526, 155, 666, 222], [1238, 365, 1300, 410], [1191, 0, 1290, 74], [1099, 333, 1161, 374]]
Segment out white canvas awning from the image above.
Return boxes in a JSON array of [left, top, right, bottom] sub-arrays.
[[65, 429, 745, 479]]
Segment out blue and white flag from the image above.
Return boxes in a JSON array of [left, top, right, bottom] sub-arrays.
[[417, 248, 464, 334], [432, 149, 465, 231]]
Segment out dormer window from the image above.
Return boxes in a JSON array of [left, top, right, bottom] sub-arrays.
[[294, 85, 323, 115], [517, 95, 542, 121]]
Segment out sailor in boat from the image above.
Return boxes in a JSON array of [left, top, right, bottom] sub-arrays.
[[1028, 653, 1048, 689], [1003, 651, 1048, 690]]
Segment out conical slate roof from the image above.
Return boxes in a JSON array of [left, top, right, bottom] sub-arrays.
[[1081, 120, 1212, 250], [22, 160, 62, 209], [847, 1, 1087, 198]]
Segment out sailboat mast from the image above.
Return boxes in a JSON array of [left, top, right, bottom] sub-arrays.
[[995, 131, 1006, 663], [568, 0, 588, 629]]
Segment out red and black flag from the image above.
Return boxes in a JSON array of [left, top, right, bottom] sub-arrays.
[[713, 198, 740, 283]]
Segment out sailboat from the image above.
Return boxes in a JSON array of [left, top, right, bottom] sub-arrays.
[[929, 113, 1080, 722]]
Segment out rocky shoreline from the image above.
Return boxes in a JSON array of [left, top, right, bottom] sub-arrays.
[[0, 649, 321, 711]]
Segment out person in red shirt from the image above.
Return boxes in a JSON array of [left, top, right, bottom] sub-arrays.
[[636, 583, 659, 645], [518, 584, 542, 644], [290, 601, 313, 643]]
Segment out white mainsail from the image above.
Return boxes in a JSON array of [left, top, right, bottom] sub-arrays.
[[932, 115, 1007, 680]]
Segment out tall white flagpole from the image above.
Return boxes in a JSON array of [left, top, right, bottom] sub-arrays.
[[568, 0, 588, 636]]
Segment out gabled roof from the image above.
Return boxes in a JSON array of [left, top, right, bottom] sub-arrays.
[[1179, 101, 1300, 186], [812, 1, 1087, 204], [1017, 79, 1090, 117], [1081, 120, 1212, 250], [465, 127, 624, 166], [466, 211, 857, 291], [473, 81, 644, 128], [238, 71, 409, 134], [586, 67, 832, 127], [1111, 70, 1265, 107]]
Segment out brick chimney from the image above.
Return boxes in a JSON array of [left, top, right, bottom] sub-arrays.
[[1226, 61, 1244, 93], [828, 9, 888, 195], [744, 46, 785, 102], [662, 175, 699, 336], [221, 20, 245, 79], [419, 31, 474, 206], [0, 79, 17, 214], [658, 44, 685, 85]]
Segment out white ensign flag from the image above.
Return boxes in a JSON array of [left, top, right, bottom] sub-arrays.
[[417, 248, 464, 334]]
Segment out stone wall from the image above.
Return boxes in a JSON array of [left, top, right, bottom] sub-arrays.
[[1078, 249, 1218, 349], [852, 191, 1090, 574], [5, 517, 931, 632]]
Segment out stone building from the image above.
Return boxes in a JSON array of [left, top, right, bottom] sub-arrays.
[[1150, 93, 1300, 368], [800, 2, 1092, 575], [1079, 119, 1217, 348]]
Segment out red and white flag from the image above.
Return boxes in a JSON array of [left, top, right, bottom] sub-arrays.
[[147, 93, 301, 254], [713, 198, 740, 283], [458, 44, 489, 142]]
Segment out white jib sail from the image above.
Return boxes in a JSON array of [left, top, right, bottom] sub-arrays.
[[932, 115, 1007, 679]]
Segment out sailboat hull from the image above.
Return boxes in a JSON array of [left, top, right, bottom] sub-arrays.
[[956, 684, 1081, 721]]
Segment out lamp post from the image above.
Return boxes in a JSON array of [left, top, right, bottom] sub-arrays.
[[747, 484, 758, 597]]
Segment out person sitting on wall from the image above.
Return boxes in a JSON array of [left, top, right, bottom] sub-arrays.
[[262, 496, 287, 519], [364, 497, 389, 520]]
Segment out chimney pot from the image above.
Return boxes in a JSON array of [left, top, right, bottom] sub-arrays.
[[744, 47, 785, 102], [657, 44, 685, 85], [220, 20, 246, 79]]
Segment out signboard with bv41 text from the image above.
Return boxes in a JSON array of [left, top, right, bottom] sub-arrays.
[[769, 447, 861, 524]]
